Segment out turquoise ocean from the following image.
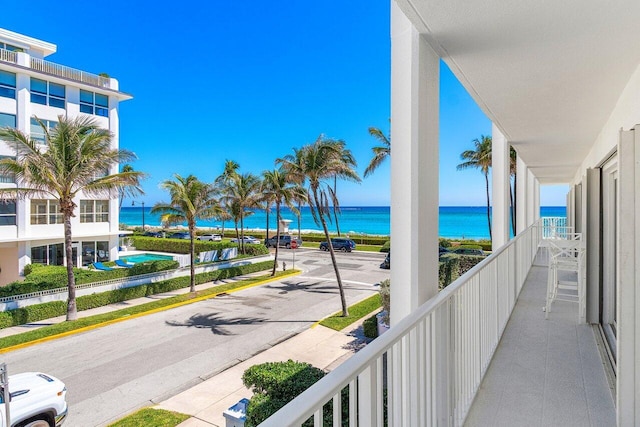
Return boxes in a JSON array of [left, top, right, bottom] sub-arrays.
[[120, 206, 566, 240]]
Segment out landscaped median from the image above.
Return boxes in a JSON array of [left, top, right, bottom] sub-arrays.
[[107, 408, 189, 427], [318, 293, 382, 331], [0, 268, 300, 352]]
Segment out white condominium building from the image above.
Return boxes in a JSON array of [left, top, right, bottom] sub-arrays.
[[0, 28, 131, 285]]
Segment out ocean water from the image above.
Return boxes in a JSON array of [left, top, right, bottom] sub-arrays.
[[120, 206, 566, 240]]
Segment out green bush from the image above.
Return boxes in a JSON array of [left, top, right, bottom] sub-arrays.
[[243, 360, 326, 427], [0, 260, 179, 299], [0, 261, 275, 329], [454, 244, 483, 250], [380, 240, 390, 253], [131, 236, 269, 256], [439, 254, 460, 289], [439, 238, 451, 248], [379, 279, 390, 324], [459, 240, 492, 251], [363, 314, 378, 339]]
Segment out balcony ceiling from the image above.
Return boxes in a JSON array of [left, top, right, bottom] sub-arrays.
[[398, 0, 640, 183]]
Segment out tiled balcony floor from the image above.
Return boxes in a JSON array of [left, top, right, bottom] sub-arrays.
[[465, 250, 616, 426]]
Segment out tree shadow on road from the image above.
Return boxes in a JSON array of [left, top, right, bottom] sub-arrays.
[[165, 312, 266, 335], [264, 280, 339, 295]]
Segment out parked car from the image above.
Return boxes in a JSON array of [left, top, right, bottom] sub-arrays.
[[265, 235, 302, 248], [320, 238, 356, 252], [230, 235, 261, 244], [197, 234, 222, 242], [0, 371, 68, 427], [451, 247, 485, 256], [167, 232, 190, 240], [380, 252, 390, 269], [143, 231, 163, 238]]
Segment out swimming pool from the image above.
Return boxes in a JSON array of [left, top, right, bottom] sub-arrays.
[[120, 253, 175, 263]]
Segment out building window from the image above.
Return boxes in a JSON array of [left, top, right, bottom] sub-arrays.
[[80, 200, 109, 223], [0, 200, 16, 226], [30, 118, 57, 145], [0, 113, 15, 129], [30, 199, 62, 224], [79, 90, 108, 117], [0, 156, 15, 183], [81, 240, 109, 266], [31, 243, 64, 266], [0, 42, 23, 52], [0, 70, 16, 99], [30, 78, 66, 109]]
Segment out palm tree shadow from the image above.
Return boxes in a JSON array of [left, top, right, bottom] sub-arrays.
[[166, 312, 266, 335], [265, 280, 339, 295]]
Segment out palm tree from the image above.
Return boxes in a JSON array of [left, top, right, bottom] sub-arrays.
[[219, 173, 261, 254], [262, 169, 303, 276], [363, 126, 391, 178], [0, 115, 144, 321], [458, 135, 493, 240], [510, 147, 517, 235], [215, 160, 240, 236], [277, 135, 360, 316], [118, 164, 146, 210], [151, 174, 219, 292], [331, 141, 358, 236]]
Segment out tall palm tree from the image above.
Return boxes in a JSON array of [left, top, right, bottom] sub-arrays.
[[118, 164, 145, 210], [458, 135, 493, 240], [363, 126, 391, 178], [215, 160, 240, 236], [151, 174, 219, 292], [219, 173, 261, 254], [331, 141, 358, 236], [277, 135, 360, 316], [510, 147, 517, 235], [262, 169, 303, 276], [0, 115, 144, 321]]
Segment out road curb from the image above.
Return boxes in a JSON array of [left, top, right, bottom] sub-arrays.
[[0, 270, 302, 354]]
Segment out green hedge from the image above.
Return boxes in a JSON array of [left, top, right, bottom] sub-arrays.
[[363, 314, 378, 339], [0, 260, 179, 299], [131, 236, 269, 256], [0, 260, 274, 329], [243, 360, 327, 427], [438, 254, 487, 290]]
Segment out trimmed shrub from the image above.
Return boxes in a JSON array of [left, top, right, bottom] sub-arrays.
[[458, 255, 485, 274], [380, 240, 390, 253], [363, 314, 378, 339], [459, 240, 492, 251], [0, 260, 275, 329], [454, 244, 483, 250], [379, 279, 390, 324], [243, 360, 326, 427], [128, 260, 179, 275], [439, 238, 452, 248], [439, 254, 461, 289], [131, 236, 269, 256]]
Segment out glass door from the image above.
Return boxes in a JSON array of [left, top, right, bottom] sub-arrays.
[[601, 156, 618, 361]]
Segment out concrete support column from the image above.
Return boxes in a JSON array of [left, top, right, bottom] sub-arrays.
[[526, 170, 536, 227], [491, 124, 510, 249], [516, 156, 527, 233], [534, 178, 540, 220], [109, 96, 120, 233], [15, 71, 30, 240], [390, 1, 439, 326]]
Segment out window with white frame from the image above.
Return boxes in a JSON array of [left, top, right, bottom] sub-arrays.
[[0, 42, 23, 52], [80, 200, 109, 223], [30, 78, 66, 109], [79, 90, 108, 117], [30, 117, 57, 145], [30, 199, 63, 224], [0, 155, 15, 184], [0, 70, 16, 99], [0, 200, 16, 225]]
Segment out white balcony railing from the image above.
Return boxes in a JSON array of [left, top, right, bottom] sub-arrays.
[[261, 220, 546, 427], [30, 57, 111, 89], [0, 49, 17, 64]]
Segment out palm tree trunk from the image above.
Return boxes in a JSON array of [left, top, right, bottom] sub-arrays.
[[240, 214, 245, 254], [511, 175, 517, 235], [314, 188, 348, 317], [63, 211, 77, 321], [297, 202, 302, 240], [189, 222, 196, 293], [265, 205, 270, 243], [485, 172, 492, 240], [333, 176, 341, 237], [234, 221, 240, 250], [272, 201, 280, 276], [221, 219, 225, 237]]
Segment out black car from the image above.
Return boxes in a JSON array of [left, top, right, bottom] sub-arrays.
[[451, 247, 485, 256], [380, 252, 390, 269], [320, 238, 356, 252], [167, 232, 190, 240], [143, 231, 163, 238]]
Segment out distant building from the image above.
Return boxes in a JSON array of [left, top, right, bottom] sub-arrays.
[[0, 28, 132, 284]]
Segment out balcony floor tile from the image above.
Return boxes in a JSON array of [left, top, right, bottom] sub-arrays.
[[465, 251, 615, 426]]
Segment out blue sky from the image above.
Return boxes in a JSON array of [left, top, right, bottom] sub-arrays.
[[4, 1, 567, 206]]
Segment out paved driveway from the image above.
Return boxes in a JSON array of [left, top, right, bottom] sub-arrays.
[[3, 249, 388, 426]]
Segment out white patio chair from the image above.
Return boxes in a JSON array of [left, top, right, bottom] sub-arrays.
[[544, 233, 586, 320]]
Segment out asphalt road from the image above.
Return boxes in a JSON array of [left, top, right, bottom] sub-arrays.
[[3, 248, 389, 426]]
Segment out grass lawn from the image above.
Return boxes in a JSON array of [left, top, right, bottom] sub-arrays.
[[108, 408, 189, 427], [319, 294, 382, 331], [0, 270, 298, 350]]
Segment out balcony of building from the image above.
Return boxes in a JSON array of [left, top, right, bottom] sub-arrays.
[[257, 220, 615, 426], [0, 47, 116, 91]]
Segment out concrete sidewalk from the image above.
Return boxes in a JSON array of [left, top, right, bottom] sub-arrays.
[[157, 318, 373, 427]]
